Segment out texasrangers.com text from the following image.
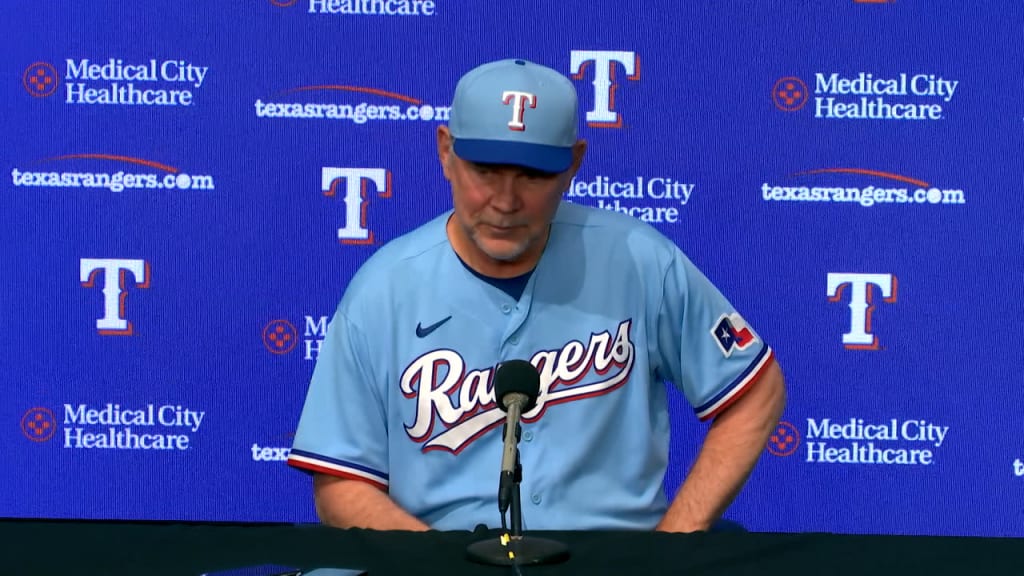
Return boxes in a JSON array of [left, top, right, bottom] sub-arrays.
[[254, 100, 450, 124], [761, 183, 964, 207], [12, 169, 215, 192]]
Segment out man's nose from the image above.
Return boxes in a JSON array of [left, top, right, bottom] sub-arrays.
[[489, 174, 521, 213]]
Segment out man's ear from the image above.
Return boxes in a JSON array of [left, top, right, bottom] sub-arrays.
[[437, 125, 453, 181], [563, 139, 588, 184]]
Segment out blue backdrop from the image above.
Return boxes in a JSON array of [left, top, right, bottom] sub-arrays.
[[3, 0, 1022, 536]]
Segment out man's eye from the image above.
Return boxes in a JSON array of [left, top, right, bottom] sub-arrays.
[[523, 170, 556, 180]]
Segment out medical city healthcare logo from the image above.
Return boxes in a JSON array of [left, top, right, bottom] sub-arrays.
[[262, 315, 329, 361], [772, 77, 808, 112], [769, 417, 950, 466], [773, 72, 959, 120], [564, 173, 696, 225], [255, 82, 450, 124], [21, 408, 57, 442], [806, 417, 947, 465], [23, 58, 209, 106], [767, 421, 800, 456], [761, 168, 965, 208], [263, 320, 299, 355], [22, 404, 206, 450], [23, 62, 58, 97], [570, 51, 640, 128], [272, 0, 437, 16]]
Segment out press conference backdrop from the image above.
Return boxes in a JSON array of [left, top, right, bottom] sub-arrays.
[[3, 1, 1022, 537]]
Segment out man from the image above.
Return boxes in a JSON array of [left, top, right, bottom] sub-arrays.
[[288, 58, 785, 533]]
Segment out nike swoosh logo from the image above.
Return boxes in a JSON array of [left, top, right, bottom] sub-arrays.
[[416, 315, 452, 338]]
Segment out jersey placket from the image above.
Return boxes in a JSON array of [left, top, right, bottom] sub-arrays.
[[496, 273, 546, 526], [498, 273, 535, 359]]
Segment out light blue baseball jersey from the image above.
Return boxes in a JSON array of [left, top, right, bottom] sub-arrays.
[[288, 201, 773, 531]]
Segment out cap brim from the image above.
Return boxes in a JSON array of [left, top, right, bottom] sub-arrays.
[[454, 139, 573, 173]]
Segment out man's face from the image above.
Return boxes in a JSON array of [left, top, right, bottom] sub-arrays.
[[437, 126, 585, 272]]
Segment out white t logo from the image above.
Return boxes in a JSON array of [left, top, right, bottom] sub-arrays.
[[827, 273, 897, 350], [321, 168, 391, 244], [502, 90, 537, 131], [570, 50, 640, 127], [80, 258, 150, 335]]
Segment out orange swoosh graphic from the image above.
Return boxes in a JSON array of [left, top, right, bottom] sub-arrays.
[[281, 85, 422, 105], [791, 168, 929, 188], [44, 154, 179, 173]]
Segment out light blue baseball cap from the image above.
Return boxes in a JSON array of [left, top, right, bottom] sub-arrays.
[[448, 58, 579, 173]]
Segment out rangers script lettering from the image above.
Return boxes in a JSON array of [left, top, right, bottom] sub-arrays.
[[402, 320, 635, 453]]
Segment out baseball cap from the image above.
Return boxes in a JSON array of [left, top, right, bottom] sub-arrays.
[[448, 58, 579, 173]]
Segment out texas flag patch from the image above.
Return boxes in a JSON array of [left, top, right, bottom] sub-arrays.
[[711, 313, 757, 357]]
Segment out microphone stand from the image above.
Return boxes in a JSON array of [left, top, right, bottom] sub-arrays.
[[466, 422, 569, 566], [509, 456, 523, 537]]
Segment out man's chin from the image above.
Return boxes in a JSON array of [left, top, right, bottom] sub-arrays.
[[477, 240, 529, 263], [482, 247, 527, 263]]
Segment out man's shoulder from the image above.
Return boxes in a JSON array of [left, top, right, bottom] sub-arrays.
[[367, 212, 450, 266], [554, 201, 680, 254], [342, 212, 450, 300]]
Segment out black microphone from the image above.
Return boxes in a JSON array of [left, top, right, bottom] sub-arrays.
[[493, 360, 540, 514], [467, 359, 568, 566]]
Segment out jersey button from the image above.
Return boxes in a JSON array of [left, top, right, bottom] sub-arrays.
[[509, 336, 520, 345], [530, 494, 542, 505], [523, 430, 533, 442], [500, 304, 512, 314]]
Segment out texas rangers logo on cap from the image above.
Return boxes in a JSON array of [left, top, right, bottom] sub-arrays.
[[502, 90, 536, 131], [448, 58, 579, 173], [711, 313, 757, 357]]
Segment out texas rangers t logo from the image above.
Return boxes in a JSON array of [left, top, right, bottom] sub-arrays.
[[502, 90, 536, 131], [569, 50, 640, 128], [827, 273, 897, 350], [80, 258, 150, 335], [321, 167, 392, 244]]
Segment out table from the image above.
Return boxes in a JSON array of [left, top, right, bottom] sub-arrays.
[[4, 520, 1023, 576]]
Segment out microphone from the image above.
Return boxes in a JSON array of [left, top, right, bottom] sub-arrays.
[[493, 360, 540, 514], [466, 359, 569, 566]]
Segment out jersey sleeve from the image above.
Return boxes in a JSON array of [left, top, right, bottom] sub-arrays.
[[653, 248, 774, 421], [287, 307, 390, 490]]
